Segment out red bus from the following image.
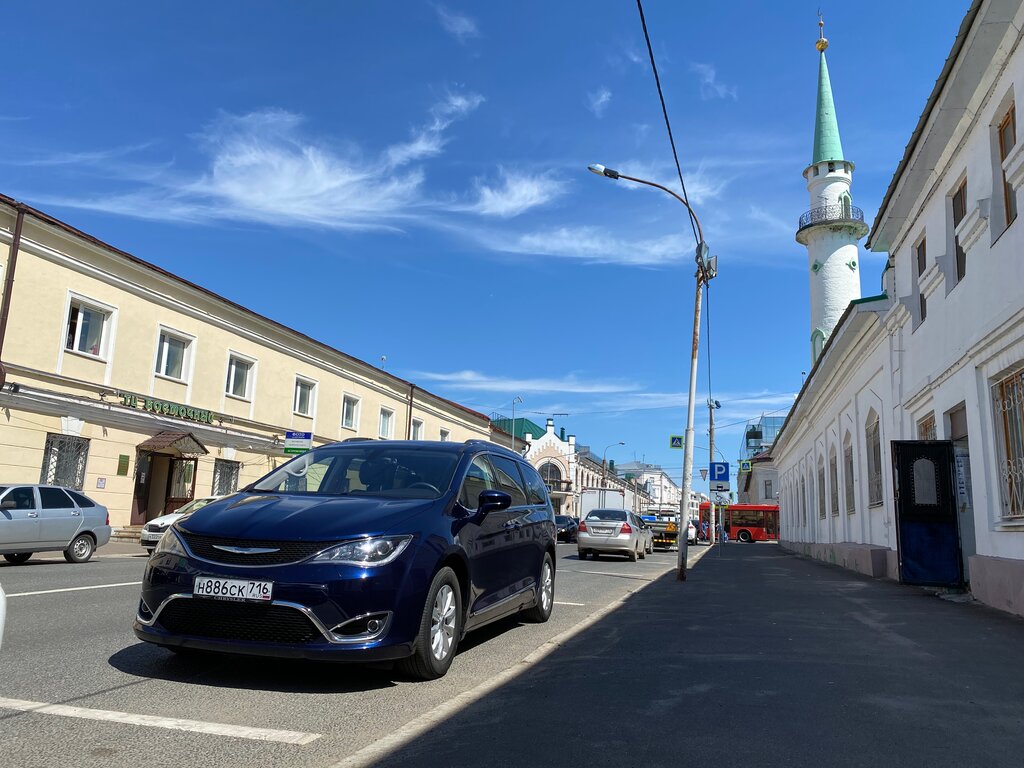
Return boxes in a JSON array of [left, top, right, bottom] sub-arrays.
[[698, 503, 779, 543]]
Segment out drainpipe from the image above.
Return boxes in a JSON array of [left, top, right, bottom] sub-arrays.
[[405, 384, 416, 439], [0, 205, 27, 390]]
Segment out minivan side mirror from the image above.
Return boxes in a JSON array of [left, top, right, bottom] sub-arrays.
[[0, 500, 14, 510], [477, 490, 512, 515]]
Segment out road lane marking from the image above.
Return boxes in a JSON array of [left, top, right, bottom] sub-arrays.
[[0, 697, 321, 745], [572, 569, 658, 581], [553, 601, 586, 606], [327, 564, 675, 768], [6, 581, 142, 598]]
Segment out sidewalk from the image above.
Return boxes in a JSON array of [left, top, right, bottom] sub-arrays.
[[365, 543, 1024, 768]]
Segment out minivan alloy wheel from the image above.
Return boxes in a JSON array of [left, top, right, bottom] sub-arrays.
[[431, 584, 457, 661]]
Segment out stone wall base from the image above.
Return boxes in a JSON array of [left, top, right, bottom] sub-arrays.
[[968, 554, 1024, 619], [780, 540, 891, 578]]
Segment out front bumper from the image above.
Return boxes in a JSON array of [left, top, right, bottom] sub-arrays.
[[140, 530, 166, 547]]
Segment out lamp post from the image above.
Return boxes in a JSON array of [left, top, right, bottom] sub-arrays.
[[601, 441, 625, 507], [588, 163, 716, 581], [510, 396, 523, 450]]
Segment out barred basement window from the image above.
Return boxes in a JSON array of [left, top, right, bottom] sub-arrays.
[[40, 433, 90, 490], [993, 367, 1024, 517], [212, 459, 240, 496]]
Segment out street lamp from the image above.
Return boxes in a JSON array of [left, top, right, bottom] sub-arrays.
[[510, 396, 523, 450], [589, 163, 716, 581], [601, 441, 625, 507]]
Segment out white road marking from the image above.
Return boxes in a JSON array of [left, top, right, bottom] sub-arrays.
[[0, 697, 321, 745], [572, 569, 657, 581], [327, 564, 676, 768], [6, 581, 142, 598], [553, 601, 586, 606]]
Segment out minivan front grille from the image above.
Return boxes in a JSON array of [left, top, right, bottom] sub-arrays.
[[177, 530, 330, 566], [157, 599, 322, 644]]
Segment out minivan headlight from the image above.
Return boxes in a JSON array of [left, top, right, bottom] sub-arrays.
[[310, 536, 412, 566], [154, 528, 187, 557]]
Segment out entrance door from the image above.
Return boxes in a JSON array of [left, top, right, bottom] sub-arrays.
[[164, 458, 197, 515], [131, 451, 152, 525], [892, 440, 963, 587]]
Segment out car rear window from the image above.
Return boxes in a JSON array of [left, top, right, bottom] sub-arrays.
[[555, 516, 571, 524], [585, 510, 627, 521], [65, 490, 96, 507]]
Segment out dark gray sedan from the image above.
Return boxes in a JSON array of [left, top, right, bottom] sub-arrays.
[[0, 484, 111, 564]]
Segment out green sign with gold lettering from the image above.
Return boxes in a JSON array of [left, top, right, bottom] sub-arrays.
[[118, 393, 216, 425]]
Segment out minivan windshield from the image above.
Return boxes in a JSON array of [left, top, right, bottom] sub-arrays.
[[251, 444, 460, 500]]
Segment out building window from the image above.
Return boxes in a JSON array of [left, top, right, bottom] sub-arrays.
[[866, 413, 883, 506], [817, 457, 826, 519], [829, 449, 839, 515], [763, 479, 773, 500], [843, 437, 855, 514], [999, 103, 1017, 227], [65, 300, 109, 358], [993, 367, 1024, 517], [155, 330, 190, 381], [439, 428, 451, 442], [800, 476, 807, 525], [225, 355, 254, 400], [840, 192, 852, 219], [411, 418, 424, 440], [293, 377, 315, 417], [811, 329, 825, 363], [952, 178, 967, 282], [212, 459, 240, 495], [341, 394, 360, 431], [378, 407, 394, 439], [917, 413, 937, 440], [40, 433, 90, 490], [915, 237, 927, 322]]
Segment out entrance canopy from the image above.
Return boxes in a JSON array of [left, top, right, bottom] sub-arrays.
[[136, 431, 208, 456]]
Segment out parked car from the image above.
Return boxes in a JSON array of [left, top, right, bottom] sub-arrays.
[[0, 485, 111, 564], [554, 515, 578, 543], [577, 508, 645, 561], [634, 513, 655, 555], [134, 440, 557, 680], [687, 519, 698, 544], [141, 495, 229, 554]]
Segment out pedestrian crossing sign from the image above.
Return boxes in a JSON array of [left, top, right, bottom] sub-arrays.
[[670, 435, 684, 449]]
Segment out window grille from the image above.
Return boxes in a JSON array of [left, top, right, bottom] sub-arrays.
[[213, 459, 240, 496], [918, 414, 937, 440], [40, 434, 90, 489], [994, 368, 1024, 517]]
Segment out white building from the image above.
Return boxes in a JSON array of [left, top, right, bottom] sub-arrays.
[[773, 0, 1024, 619], [616, 462, 681, 511]]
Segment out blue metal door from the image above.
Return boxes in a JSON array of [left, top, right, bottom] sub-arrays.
[[892, 440, 963, 587]]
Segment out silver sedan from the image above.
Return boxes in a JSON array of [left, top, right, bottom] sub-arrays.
[[0, 484, 111, 564], [577, 509, 645, 562]]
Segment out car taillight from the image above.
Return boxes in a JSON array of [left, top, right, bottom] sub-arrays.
[[578, 520, 588, 532], [106, 512, 110, 526], [620, 523, 632, 534]]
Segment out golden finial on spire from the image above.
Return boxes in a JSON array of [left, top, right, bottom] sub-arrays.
[[816, 11, 829, 52]]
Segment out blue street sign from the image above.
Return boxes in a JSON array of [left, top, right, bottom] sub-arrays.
[[669, 435, 684, 449], [709, 461, 730, 492]]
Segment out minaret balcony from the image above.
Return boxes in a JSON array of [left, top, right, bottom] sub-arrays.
[[796, 204, 869, 244]]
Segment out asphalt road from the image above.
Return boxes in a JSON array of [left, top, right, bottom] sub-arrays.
[[0, 541, 704, 767]]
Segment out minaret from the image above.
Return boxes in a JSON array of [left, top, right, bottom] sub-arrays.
[[796, 18, 868, 363]]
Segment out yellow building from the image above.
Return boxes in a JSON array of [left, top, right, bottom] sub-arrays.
[[0, 195, 492, 531]]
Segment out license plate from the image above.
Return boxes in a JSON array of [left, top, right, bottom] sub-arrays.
[[193, 576, 273, 602]]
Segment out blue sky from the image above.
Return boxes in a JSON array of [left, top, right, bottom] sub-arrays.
[[4, 1, 969, 492]]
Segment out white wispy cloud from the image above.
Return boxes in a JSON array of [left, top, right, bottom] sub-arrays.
[[690, 63, 737, 101], [475, 225, 689, 267], [33, 92, 483, 232], [432, 4, 479, 43], [587, 87, 612, 118], [462, 168, 567, 217], [610, 159, 729, 205], [11, 142, 155, 167], [748, 205, 792, 235], [412, 370, 640, 394]]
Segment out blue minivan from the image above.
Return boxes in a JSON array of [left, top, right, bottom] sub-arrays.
[[134, 440, 556, 679]]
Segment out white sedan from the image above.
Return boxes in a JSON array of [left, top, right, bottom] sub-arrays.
[[140, 495, 228, 553]]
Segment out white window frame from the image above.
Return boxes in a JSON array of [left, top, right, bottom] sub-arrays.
[[225, 352, 256, 401], [341, 393, 361, 432], [411, 418, 424, 440], [63, 294, 115, 361], [439, 428, 451, 442], [153, 326, 194, 383], [378, 407, 395, 439], [293, 376, 317, 418]]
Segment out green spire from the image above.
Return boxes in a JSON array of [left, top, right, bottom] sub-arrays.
[[812, 49, 845, 164]]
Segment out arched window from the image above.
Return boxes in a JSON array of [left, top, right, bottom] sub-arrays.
[[811, 329, 825, 362], [539, 462, 562, 484], [840, 191, 852, 219], [829, 447, 839, 515], [800, 475, 807, 525], [817, 455, 827, 519], [843, 433, 856, 514], [865, 410, 883, 506]]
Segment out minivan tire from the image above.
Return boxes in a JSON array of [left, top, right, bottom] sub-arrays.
[[64, 534, 95, 564], [399, 567, 461, 681], [521, 553, 554, 624], [3, 552, 31, 565]]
